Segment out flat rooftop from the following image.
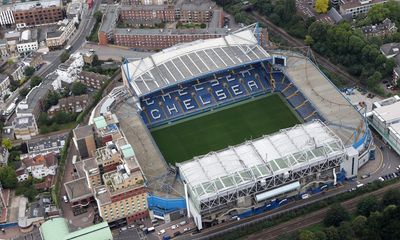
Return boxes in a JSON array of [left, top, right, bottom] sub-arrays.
[[372, 101, 400, 124], [64, 177, 92, 201], [114, 27, 230, 36], [12, 0, 61, 11], [99, 5, 119, 33], [340, 0, 386, 10], [73, 125, 94, 140]]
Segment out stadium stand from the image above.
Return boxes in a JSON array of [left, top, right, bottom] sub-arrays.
[[139, 61, 323, 127]]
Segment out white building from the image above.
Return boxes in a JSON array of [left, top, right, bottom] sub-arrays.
[[16, 29, 38, 53], [22, 153, 58, 179], [0, 74, 10, 94], [53, 52, 84, 89], [13, 115, 39, 140], [46, 18, 77, 49], [0, 7, 14, 26], [339, 0, 386, 18], [368, 95, 400, 155]]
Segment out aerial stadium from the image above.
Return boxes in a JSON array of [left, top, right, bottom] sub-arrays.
[[121, 24, 375, 229]]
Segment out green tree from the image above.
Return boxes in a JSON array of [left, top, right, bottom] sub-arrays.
[[44, 90, 60, 111], [324, 203, 350, 227], [20, 87, 30, 97], [299, 230, 317, 240], [92, 54, 101, 66], [337, 221, 355, 240], [71, 82, 87, 96], [357, 195, 380, 217], [315, 0, 329, 13], [382, 189, 400, 207], [305, 35, 314, 46], [283, 0, 296, 21], [0, 166, 17, 188], [366, 71, 381, 90], [1, 138, 12, 150], [24, 66, 35, 77], [30, 76, 42, 88], [314, 231, 327, 240], [60, 51, 70, 63], [352, 215, 368, 237], [367, 4, 390, 23], [324, 226, 339, 240]]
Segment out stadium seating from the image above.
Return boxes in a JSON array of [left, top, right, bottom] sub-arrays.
[[139, 61, 323, 127]]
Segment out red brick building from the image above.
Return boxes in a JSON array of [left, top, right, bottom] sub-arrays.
[[12, 0, 64, 26], [113, 28, 229, 49]]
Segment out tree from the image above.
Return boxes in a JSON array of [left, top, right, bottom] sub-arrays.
[[367, 4, 390, 23], [324, 226, 339, 240], [324, 203, 350, 227], [1, 138, 12, 150], [314, 231, 327, 240], [352, 215, 367, 237], [337, 221, 355, 240], [299, 230, 317, 240], [60, 51, 70, 63], [305, 35, 314, 46], [315, 0, 329, 13], [382, 189, 400, 207], [30, 76, 42, 88], [92, 54, 100, 66], [20, 87, 30, 97], [357, 195, 380, 217], [366, 71, 381, 90], [0, 166, 17, 188], [24, 66, 35, 77], [71, 82, 87, 96]]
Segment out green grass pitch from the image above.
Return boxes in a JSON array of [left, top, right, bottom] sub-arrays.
[[151, 94, 301, 164]]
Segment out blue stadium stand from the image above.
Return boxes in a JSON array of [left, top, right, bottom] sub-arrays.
[[139, 61, 323, 127]]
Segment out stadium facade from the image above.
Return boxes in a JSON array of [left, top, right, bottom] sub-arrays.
[[121, 25, 375, 229]]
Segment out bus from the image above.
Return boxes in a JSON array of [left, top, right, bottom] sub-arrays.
[[65, 45, 72, 52], [3, 103, 16, 116]]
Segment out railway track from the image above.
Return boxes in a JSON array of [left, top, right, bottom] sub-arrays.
[[181, 181, 400, 240], [250, 12, 359, 86], [245, 181, 400, 239]]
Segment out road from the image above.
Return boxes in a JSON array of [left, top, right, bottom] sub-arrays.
[[250, 11, 359, 86]]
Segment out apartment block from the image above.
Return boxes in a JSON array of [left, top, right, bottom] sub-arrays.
[[120, 0, 173, 5], [46, 18, 77, 49], [95, 150, 148, 225], [113, 28, 229, 49], [47, 94, 89, 117], [73, 125, 97, 159], [119, 1, 215, 24], [77, 71, 109, 90], [12, 0, 64, 26], [339, 0, 386, 18]]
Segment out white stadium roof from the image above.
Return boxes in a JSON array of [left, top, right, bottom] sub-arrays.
[[178, 120, 345, 203], [122, 28, 270, 97]]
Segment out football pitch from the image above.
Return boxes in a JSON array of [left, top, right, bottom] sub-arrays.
[[151, 94, 301, 164]]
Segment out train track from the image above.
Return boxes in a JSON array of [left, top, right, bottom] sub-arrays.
[[245, 182, 400, 239], [250, 12, 359, 86], [182, 181, 400, 240]]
